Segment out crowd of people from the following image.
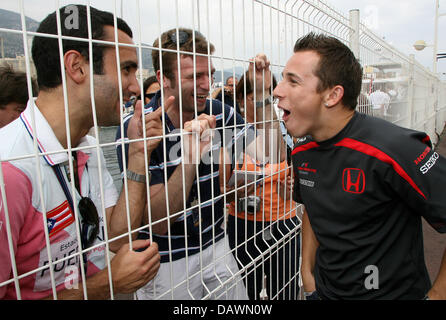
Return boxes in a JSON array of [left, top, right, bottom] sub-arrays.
[[357, 82, 406, 119], [1, 4, 446, 301]]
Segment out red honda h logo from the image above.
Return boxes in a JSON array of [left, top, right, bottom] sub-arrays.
[[342, 168, 365, 194]]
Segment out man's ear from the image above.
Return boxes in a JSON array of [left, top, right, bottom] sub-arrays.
[[324, 85, 344, 108], [64, 50, 88, 84], [157, 70, 173, 89]]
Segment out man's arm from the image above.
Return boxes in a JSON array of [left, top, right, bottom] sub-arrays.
[[244, 53, 283, 164], [255, 102, 287, 164], [0, 162, 160, 300], [140, 113, 217, 235], [145, 164, 196, 235], [43, 240, 160, 300], [0, 163, 32, 299], [301, 208, 319, 293], [383, 134, 446, 299], [108, 99, 173, 250]]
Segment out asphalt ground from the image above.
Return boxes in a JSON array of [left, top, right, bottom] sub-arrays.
[[423, 127, 446, 283]]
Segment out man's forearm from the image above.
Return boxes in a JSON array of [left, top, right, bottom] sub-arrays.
[[257, 104, 286, 164], [43, 267, 111, 300], [108, 151, 150, 250], [43, 239, 160, 300], [148, 164, 196, 235], [301, 208, 319, 292], [246, 103, 284, 164]]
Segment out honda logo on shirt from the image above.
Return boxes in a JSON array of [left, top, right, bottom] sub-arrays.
[[342, 168, 365, 194]]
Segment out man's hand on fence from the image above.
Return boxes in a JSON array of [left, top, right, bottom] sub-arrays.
[[110, 240, 160, 294], [183, 114, 216, 164], [248, 53, 272, 98]]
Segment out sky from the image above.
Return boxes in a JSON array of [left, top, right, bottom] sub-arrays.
[[333, 0, 446, 79], [1, 0, 445, 79]]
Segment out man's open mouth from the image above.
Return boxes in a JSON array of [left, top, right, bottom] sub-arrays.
[[279, 105, 290, 115], [278, 105, 291, 121]]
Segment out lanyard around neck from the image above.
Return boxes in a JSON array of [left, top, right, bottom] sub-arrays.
[[51, 152, 83, 214]]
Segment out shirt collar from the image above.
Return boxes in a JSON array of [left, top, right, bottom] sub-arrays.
[[20, 99, 91, 166]]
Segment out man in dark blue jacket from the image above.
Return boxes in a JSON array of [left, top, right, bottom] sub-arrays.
[[115, 28, 274, 300], [274, 32, 446, 300]]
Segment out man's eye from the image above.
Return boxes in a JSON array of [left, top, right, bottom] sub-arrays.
[[123, 65, 136, 74]]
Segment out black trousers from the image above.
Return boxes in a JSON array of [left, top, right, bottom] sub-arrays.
[[227, 214, 300, 300]]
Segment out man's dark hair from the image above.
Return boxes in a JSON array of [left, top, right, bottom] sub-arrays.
[[0, 64, 38, 109], [143, 75, 158, 94], [235, 72, 277, 103], [152, 28, 214, 82], [293, 32, 363, 110], [31, 4, 133, 90], [225, 76, 237, 86]]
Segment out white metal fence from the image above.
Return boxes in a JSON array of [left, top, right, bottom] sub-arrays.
[[0, 0, 445, 300], [355, 13, 446, 145]]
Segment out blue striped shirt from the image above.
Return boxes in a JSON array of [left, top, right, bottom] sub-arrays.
[[116, 91, 255, 262]]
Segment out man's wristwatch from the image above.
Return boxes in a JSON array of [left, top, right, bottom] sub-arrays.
[[256, 96, 273, 108], [126, 170, 150, 183]]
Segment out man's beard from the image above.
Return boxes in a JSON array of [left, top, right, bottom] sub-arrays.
[[93, 75, 121, 127]]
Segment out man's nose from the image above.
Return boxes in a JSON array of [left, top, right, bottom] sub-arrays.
[[273, 80, 284, 99], [129, 75, 141, 97], [198, 76, 211, 92]]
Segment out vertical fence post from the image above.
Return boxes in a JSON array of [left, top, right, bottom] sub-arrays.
[[407, 54, 415, 129], [434, 76, 442, 137], [439, 82, 446, 135], [349, 9, 360, 59]]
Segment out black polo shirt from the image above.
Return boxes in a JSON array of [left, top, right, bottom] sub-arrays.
[[292, 112, 446, 299], [116, 91, 255, 262]]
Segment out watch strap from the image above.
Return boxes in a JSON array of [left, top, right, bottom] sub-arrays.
[[126, 170, 149, 183]]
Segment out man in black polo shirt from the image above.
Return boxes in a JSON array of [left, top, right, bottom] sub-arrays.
[[116, 28, 274, 299], [274, 32, 446, 300]]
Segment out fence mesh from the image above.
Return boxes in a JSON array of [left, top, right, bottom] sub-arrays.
[[0, 0, 445, 300]]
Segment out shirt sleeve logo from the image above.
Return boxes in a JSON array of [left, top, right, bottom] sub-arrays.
[[420, 152, 439, 175], [342, 168, 366, 194]]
